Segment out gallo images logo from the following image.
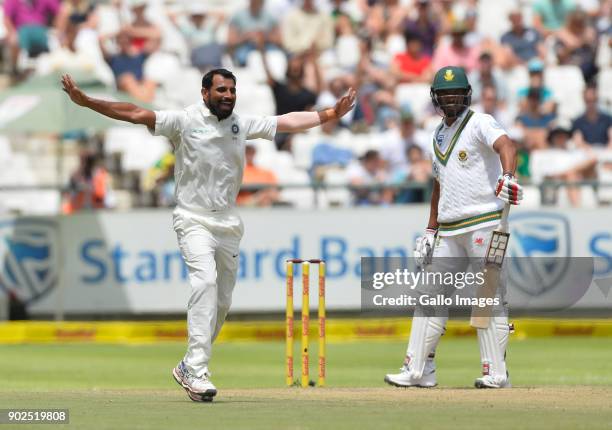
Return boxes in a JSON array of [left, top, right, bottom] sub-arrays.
[[507, 212, 571, 297], [0, 219, 59, 304]]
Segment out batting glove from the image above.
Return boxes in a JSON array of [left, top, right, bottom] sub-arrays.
[[414, 228, 437, 268], [495, 173, 523, 205]]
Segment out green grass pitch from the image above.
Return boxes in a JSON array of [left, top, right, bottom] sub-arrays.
[[0, 338, 611, 429]]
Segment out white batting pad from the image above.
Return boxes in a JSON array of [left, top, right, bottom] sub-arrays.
[[405, 308, 447, 379], [477, 316, 510, 378]]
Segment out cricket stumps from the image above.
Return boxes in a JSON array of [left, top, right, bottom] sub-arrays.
[[285, 259, 326, 388]]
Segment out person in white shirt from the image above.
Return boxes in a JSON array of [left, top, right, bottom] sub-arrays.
[[383, 66, 523, 390], [61, 69, 356, 402]]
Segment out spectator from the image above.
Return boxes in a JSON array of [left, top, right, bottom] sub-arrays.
[[516, 87, 557, 149], [3, 0, 60, 76], [176, 4, 225, 71], [236, 144, 280, 207], [468, 52, 508, 103], [392, 144, 432, 203], [353, 34, 415, 129], [403, 0, 438, 57], [501, 9, 545, 66], [463, 7, 482, 47], [52, 0, 102, 74], [100, 30, 157, 103], [431, 0, 460, 36], [431, 20, 480, 73], [364, 0, 408, 41], [281, 0, 334, 55], [260, 41, 322, 150], [346, 150, 393, 205], [518, 59, 555, 115], [473, 85, 514, 131], [390, 30, 432, 84], [62, 150, 111, 214], [333, 13, 360, 70], [54, 0, 96, 38], [555, 9, 598, 81], [122, 0, 161, 55], [543, 125, 597, 206], [533, 0, 576, 37], [227, 0, 281, 67], [310, 118, 353, 181], [572, 85, 612, 147], [463, 7, 507, 67], [379, 105, 429, 173]]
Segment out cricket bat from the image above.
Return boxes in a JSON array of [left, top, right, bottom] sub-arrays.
[[470, 204, 510, 329]]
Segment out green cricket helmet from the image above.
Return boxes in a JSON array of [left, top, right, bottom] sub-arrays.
[[430, 66, 472, 119]]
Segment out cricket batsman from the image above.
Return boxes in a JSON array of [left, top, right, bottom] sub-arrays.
[[384, 66, 523, 389], [61, 70, 356, 402]]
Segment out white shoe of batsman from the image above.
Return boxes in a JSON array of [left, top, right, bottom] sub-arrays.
[[474, 374, 511, 389], [384, 360, 437, 388], [173, 361, 217, 402]]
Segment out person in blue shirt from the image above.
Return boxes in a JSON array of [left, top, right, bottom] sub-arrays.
[[572, 85, 612, 147]]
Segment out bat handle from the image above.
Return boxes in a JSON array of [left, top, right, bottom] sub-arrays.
[[500, 203, 510, 232]]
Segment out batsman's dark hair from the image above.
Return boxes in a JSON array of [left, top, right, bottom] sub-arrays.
[[201, 68, 237, 89]]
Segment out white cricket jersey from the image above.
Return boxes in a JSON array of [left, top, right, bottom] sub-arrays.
[[153, 102, 277, 213], [430, 109, 506, 237]]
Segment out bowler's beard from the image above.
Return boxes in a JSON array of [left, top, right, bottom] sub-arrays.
[[204, 98, 234, 120]]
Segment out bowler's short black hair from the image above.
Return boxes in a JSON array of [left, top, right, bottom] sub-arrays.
[[202, 68, 237, 89]]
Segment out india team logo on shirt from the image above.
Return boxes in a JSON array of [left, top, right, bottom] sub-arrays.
[[231, 124, 239, 134]]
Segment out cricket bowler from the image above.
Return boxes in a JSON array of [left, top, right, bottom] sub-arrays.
[[384, 66, 523, 389], [61, 70, 356, 402]]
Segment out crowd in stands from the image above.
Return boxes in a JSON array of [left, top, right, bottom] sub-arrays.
[[0, 0, 611, 212]]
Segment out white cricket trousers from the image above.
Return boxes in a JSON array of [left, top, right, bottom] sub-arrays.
[[173, 207, 244, 378]]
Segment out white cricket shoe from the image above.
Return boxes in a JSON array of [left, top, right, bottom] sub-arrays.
[[474, 373, 511, 389], [384, 359, 437, 388], [173, 361, 217, 402]]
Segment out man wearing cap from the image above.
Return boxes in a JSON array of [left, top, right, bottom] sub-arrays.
[[379, 104, 429, 174], [518, 59, 555, 115], [61, 69, 356, 402], [384, 66, 523, 389]]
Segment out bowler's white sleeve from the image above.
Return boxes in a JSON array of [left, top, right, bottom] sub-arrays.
[[243, 116, 278, 140], [477, 114, 507, 148], [152, 110, 185, 142]]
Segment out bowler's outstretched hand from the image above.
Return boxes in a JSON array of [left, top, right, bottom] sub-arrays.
[[61, 74, 88, 107], [334, 87, 357, 118]]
